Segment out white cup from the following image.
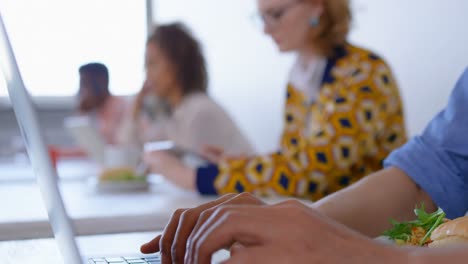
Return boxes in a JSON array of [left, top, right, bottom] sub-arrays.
[[104, 145, 140, 169]]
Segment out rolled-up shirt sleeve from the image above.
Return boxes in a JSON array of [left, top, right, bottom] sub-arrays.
[[384, 68, 468, 219]]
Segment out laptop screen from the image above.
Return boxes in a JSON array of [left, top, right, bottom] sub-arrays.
[[0, 13, 83, 263]]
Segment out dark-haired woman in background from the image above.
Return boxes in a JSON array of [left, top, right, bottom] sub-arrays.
[[117, 23, 254, 160]]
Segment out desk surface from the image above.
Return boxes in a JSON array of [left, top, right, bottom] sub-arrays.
[[0, 232, 155, 263], [0, 160, 299, 241], [0, 159, 217, 240], [0, 178, 218, 240], [0, 158, 95, 182], [0, 232, 230, 263], [1, 177, 210, 222]]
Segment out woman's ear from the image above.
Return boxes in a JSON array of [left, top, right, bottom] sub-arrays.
[[308, 0, 324, 28]]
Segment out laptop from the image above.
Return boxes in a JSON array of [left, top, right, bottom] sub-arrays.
[[0, 12, 160, 264]]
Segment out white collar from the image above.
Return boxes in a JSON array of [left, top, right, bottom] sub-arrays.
[[289, 56, 327, 102]]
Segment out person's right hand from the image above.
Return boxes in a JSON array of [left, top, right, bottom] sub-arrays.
[[182, 200, 407, 264], [132, 80, 152, 119], [140, 193, 265, 264]]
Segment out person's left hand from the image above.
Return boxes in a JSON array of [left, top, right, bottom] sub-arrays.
[[200, 145, 225, 163], [183, 200, 408, 264], [132, 80, 152, 120], [143, 151, 196, 190]]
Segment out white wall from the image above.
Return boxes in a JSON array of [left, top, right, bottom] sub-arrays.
[[0, 0, 147, 97], [349, 0, 468, 136], [154, 0, 468, 152]]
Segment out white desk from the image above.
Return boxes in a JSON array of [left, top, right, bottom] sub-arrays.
[[0, 232, 158, 263], [0, 179, 218, 241], [0, 158, 218, 240], [0, 232, 230, 263], [0, 158, 96, 182], [0, 160, 300, 241]]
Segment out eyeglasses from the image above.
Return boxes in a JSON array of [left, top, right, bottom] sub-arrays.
[[251, 0, 302, 29]]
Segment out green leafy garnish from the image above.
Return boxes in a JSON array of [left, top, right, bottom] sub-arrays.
[[383, 204, 446, 246]]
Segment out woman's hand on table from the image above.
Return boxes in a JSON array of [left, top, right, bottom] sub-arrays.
[[201, 145, 247, 163], [143, 150, 196, 190]]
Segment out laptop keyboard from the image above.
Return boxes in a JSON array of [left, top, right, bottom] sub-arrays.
[[88, 255, 161, 264]]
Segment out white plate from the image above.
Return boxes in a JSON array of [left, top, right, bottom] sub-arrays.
[[87, 177, 150, 193]]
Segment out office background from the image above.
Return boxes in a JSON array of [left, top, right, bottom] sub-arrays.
[[1, 0, 467, 156]]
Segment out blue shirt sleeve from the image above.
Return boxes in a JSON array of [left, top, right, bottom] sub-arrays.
[[384, 68, 468, 219]]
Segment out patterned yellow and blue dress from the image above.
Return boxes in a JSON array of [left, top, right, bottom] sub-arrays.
[[196, 44, 407, 200]]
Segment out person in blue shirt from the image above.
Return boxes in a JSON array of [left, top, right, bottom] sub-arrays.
[[140, 68, 468, 263], [384, 66, 468, 219]]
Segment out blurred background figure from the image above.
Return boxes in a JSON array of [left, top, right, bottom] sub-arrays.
[[77, 62, 126, 145], [117, 23, 254, 157], [144, 0, 407, 198]]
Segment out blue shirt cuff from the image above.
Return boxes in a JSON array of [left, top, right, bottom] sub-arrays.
[[196, 164, 219, 195]]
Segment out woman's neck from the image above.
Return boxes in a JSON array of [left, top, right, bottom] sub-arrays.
[[298, 44, 320, 61]]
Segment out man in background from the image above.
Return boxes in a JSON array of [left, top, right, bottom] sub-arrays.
[[77, 62, 125, 144]]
